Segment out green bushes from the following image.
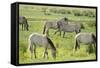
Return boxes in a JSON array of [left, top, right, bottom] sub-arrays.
[[49, 8, 96, 18], [72, 10, 96, 17], [49, 8, 68, 14]]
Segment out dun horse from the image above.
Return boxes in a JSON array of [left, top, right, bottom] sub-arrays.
[[55, 22, 84, 37], [19, 16, 29, 31], [28, 33, 56, 59], [74, 32, 96, 53], [43, 17, 68, 36]]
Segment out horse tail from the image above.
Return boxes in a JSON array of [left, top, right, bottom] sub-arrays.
[[74, 36, 79, 51], [26, 19, 29, 31], [26, 19, 28, 26], [28, 36, 33, 53], [43, 23, 46, 34], [57, 22, 60, 29]]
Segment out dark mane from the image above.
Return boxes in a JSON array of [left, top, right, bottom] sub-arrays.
[[46, 36, 56, 50]]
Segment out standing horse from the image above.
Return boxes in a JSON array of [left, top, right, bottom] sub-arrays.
[[19, 16, 29, 31], [55, 22, 84, 37], [74, 32, 96, 53], [43, 17, 68, 36], [28, 33, 56, 59]]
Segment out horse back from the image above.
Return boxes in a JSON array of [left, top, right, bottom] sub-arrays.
[[29, 33, 49, 46], [75, 33, 96, 44]]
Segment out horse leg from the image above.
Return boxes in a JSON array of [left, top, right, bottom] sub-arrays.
[[47, 30, 49, 36], [54, 30, 59, 35], [29, 43, 33, 60], [25, 19, 29, 31], [74, 44, 77, 51], [79, 29, 81, 33], [24, 23, 28, 31], [63, 32, 65, 38], [24, 24, 26, 31], [93, 43, 96, 55], [77, 43, 80, 49], [93, 43, 96, 49], [26, 24, 29, 31], [22, 24, 23, 31], [33, 44, 37, 58], [74, 39, 79, 51], [59, 31, 61, 36], [43, 47, 48, 59], [88, 44, 92, 54], [92, 43, 96, 54]]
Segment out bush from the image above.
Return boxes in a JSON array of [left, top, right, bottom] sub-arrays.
[[66, 10, 72, 14], [87, 22, 96, 27], [82, 10, 96, 17], [49, 8, 66, 14], [72, 10, 83, 16]]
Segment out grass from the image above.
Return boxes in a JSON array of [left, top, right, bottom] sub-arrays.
[[19, 5, 96, 64]]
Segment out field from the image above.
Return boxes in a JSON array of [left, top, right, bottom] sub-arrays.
[[19, 4, 96, 64]]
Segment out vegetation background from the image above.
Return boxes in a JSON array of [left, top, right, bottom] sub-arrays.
[[19, 4, 96, 64]]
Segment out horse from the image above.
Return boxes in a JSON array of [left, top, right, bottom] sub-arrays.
[[74, 32, 96, 53], [43, 17, 68, 36], [28, 33, 56, 59], [19, 16, 29, 31], [55, 22, 84, 38]]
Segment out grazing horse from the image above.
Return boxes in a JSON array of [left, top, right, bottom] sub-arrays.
[[43, 17, 68, 36], [74, 32, 96, 53], [55, 22, 84, 37], [28, 33, 56, 59], [19, 16, 29, 31]]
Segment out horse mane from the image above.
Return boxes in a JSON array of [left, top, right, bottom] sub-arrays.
[[43, 23, 46, 34], [46, 36, 56, 51]]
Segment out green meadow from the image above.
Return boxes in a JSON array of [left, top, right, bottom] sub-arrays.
[[19, 4, 96, 64]]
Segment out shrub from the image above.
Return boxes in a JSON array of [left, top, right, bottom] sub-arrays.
[[87, 22, 96, 27], [66, 10, 72, 14], [72, 10, 83, 16]]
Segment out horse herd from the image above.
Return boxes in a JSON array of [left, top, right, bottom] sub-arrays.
[[19, 16, 96, 59]]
